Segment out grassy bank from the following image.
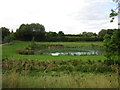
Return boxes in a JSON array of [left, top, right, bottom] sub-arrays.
[[2, 41, 105, 61]]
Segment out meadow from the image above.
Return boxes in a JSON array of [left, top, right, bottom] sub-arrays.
[[2, 41, 104, 61], [2, 41, 119, 88]]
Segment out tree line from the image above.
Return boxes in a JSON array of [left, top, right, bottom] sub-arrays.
[[0, 23, 117, 43]]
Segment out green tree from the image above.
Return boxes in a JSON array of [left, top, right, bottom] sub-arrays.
[[98, 29, 114, 40], [4, 33, 15, 43], [0, 27, 10, 42], [58, 31, 64, 37], [46, 31, 58, 38], [98, 29, 107, 39], [15, 23, 45, 41], [104, 29, 120, 62], [82, 32, 97, 38], [82, 32, 87, 38], [15, 24, 33, 41], [45, 31, 58, 41], [104, 0, 120, 63]]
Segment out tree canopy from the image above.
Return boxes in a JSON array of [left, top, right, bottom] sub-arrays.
[[0, 27, 10, 41], [15, 23, 45, 41]]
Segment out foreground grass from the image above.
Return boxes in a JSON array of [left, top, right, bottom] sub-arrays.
[[2, 58, 118, 88], [3, 72, 118, 88]]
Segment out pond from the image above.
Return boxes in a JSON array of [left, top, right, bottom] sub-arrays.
[[46, 49, 102, 56], [17, 44, 104, 56]]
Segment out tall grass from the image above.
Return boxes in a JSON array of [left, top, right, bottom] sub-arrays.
[[3, 59, 114, 73], [2, 72, 118, 88]]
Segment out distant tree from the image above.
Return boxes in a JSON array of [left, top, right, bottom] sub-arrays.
[[46, 31, 58, 38], [87, 32, 96, 37], [11, 30, 14, 33], [82, 32, 97, 38], [15, 24, 33, 41], [0, 27, 10, 42], [107, 29, 114, 35], [45, 31, 58, 41], [0, 27, 9, 37], [15, 23, 45, 41], [93, 33, 97, 37], [98, 29, 107, 39], [31, 23, 45, 41], [58, 31, 64, 37], [82, 32, 87, 37], [4, 33, 15, 43]]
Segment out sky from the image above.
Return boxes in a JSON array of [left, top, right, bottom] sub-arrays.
[[0, 0, 118, 34]]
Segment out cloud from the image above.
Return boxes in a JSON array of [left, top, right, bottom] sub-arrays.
[[66, 0, 118, 33], [0, 0, 118, 34]]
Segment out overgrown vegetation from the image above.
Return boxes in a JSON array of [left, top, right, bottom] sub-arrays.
[[2, 59, 116, 73], [3, 72, 118, 88], [2, 58, 118, 88]]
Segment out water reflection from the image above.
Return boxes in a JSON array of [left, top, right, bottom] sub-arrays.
[[50, 50, 99, 56]]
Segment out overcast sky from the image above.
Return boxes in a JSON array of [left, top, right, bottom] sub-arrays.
[[0, 0, 118, 34]]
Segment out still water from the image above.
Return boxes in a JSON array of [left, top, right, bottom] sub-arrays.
[[50, 50, 101, 56]]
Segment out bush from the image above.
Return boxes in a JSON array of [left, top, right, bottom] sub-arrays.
[[96, 65, 114, 73], [16, 49, 34, 55], [87, 60, 94, 64], [98, 60, 102, 63], [34, 50, 43, 55], [29, 66, 44, 72], [76, 65, 115, 73], [104, 59, 120, 65], [76, 65, 91, 72], [3, 33, 15, 43], [51, 65, 75, 72]]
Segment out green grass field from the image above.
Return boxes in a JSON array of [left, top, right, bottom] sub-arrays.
[[2, 41, 105, 61]]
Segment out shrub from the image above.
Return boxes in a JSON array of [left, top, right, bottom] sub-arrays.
[[76, 65, 90, 72], [29, 66, 44, 72], [76, 65, 115, 73], [104, 59, 115, 65], [51, 65, 75, 72], [87, 59, 94, 64], [104, 59, 120, 65], [3, 33, 15, 43], [96, 65, 114, 73], [34, 50, 43, 55], [98, 60, 102, 63], [16, 49, 34, 55], [69, 60, 84, 66]]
